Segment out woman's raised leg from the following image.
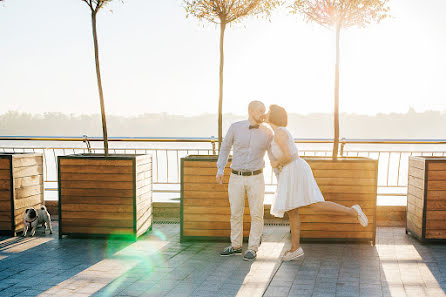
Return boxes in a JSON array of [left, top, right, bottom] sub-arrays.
[[311, 201, 356, 217]]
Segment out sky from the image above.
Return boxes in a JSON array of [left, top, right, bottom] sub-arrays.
[[1, 0, 446, 116]]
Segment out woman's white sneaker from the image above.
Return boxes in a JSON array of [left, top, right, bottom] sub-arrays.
[[282, 247, 304, 261], [352, 204, 368, 227]]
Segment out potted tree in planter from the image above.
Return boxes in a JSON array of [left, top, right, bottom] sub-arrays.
[[58, 0, 152, 239], [290, 0, 390, 244], [180, 0, 279, 241]]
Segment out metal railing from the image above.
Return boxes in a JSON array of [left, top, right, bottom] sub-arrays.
[[1, 136, 445, 201]]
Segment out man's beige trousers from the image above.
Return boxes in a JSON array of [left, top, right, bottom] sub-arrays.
[[228, 173, 265, 252]]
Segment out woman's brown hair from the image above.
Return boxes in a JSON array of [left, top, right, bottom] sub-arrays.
[[268, 104, 288, 127]]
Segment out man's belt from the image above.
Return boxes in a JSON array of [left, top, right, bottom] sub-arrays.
[[231, 169, 263, 176]]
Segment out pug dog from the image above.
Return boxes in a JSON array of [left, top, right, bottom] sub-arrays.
[[23, 205, 53, 237]]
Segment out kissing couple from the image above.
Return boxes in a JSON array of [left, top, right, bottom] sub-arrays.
[[216, 101, 368, 261]]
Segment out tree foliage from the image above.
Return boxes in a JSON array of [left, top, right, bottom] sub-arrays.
[[184, 0, 281, 24], [81, 0, 113, 14], [290, 0, 390, 29]]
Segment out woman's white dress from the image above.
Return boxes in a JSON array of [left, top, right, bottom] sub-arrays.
[[270, 127, 325, 218]]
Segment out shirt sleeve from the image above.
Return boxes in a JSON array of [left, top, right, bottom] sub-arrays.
[[266, 131, 275, 161], [216, 124, 235, 176]]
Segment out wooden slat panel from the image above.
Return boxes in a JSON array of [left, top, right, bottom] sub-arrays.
[[183, 229, 249, 237], [14, 175, 43, 188], [12, 166, 43, 178], [0, 170, 10, 180], [183, 206, 250, 215], [61, 195, 133, 205], [300, 222, 373, 232], [62, 218, 133, 228], [299, 215, 375, 224], [0, 179, 10, 190], [183, 167, 231, 176], [136, 215, 152, 237], [299, 207, 375, 216], [0, 221, 11, 230], [312, 170, 377, 178], [426, 211, 446, 221], [14, 194, 42, 210], [183, 222, 250, 230], [410, 158, 425, 170], [0, 201, 11, 209], [407, 194, 424, 209], [15, 185, 42, 199], [61, 226, 134, 235], [184, 183, 228, 192], [408, 166, 425, 180], [0, 210, 11, 219], [137, 164, 152, 174], [12, 156, 42, 168], [426, 220, 446, 230], [136, 155, 152, 166], [60, 173, 133, 182], [183, 191, 228, 199], [428, 171, 446, 181], [60, 165, 133, 174], [427, 191, 446, 200], [407, 219, 422, 237], [0, 158, 10, 170], [318, 185, 377, 194], [136, 206, 152, 221], [184, 161, 229, 168], [60, 159, 132, 167], [300, 231, 373, 239], [304, 161, 377, 170], [183, 214, 251, 222], [428, 163, 446, 171], [426, 230, 446, 239], [319, 193, 376, 201], [428, 181, 446, 191], [183, 175, 230, 184], [408, 185, 424, 199], [427, 200, 446, 210], [136, 171, 151, 182], [408, 176, 424, 190], [183, 199, 230, 207], [0, 190, 11, 201], [62, 211, 133, 220], [61, 180, 133, 190], [61, 204, 133, 213], [311, 177, 377, 186], [60, 188, 133, 197]]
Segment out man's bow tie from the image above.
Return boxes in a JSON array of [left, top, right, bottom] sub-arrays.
[[249, 125, 260, 130]]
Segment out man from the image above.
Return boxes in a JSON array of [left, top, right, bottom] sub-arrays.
[[216, 101, 273, 261]]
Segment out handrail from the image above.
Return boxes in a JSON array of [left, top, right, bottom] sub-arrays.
[[2, 136, 446, 145]]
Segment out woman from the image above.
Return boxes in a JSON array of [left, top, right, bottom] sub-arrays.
[[267, 104, 368, 261]]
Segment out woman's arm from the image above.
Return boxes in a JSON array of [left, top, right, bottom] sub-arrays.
[[270, 129, 292, 168]]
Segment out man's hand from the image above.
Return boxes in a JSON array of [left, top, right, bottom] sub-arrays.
[[216, 174, 224, 184], [270, 160, 280, 168]]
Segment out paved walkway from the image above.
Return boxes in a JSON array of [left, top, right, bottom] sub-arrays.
[[0, 223, 445, 297]]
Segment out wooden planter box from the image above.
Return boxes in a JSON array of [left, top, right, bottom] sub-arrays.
[[181, 155, 251, 241], [300, 157, 378, 244], [58, 154, 152, 239], [180, 155, 377, 244], [406, 156, 446, 242], [0, 153, 44, 236]]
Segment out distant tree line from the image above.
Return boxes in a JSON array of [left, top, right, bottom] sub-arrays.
[[0, 110, 444, 139]]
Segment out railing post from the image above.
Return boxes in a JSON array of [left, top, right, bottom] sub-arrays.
[[82, 134, 92, 153], [211, 136, 216, 155], [340, 138, 346, 157]]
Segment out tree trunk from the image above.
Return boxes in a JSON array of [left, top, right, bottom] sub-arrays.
[[332, 24, 341, 160], [91, 12, 109, 155], [218, 22, 226, 152]]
